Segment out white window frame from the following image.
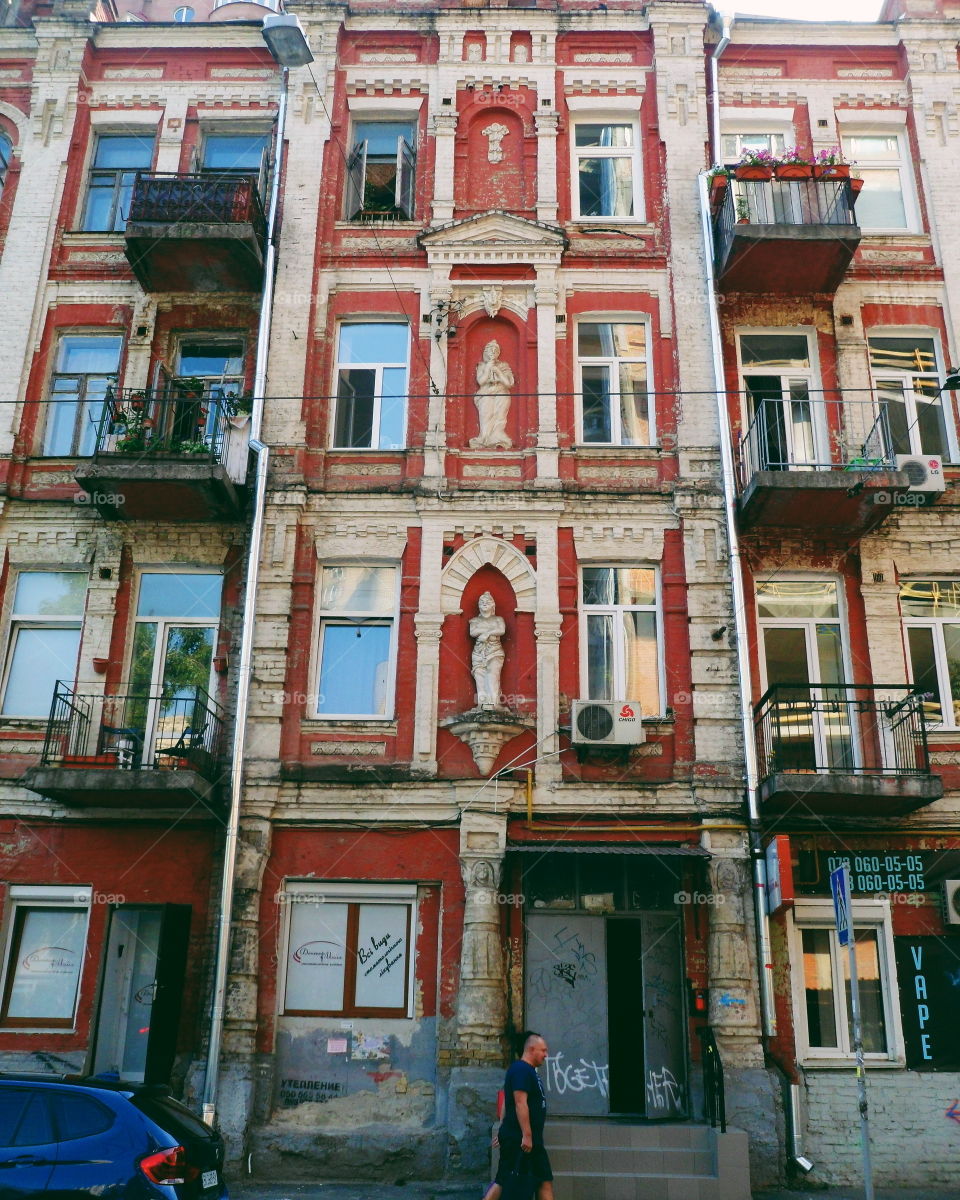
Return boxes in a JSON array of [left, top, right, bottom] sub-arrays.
[[343, 105, 419, 222], [0, 571, 87, 719], [735, 327, 827, 469], [331, 321, 409, 451], [720, 130, 789, 162], [312, 563, 400, 721], [838, 125, 919, 235], [867, 328, 957, 463], [277, 881, 417, 1019], [901, 579, 960, 731], [575, 317, 654, 447], [579, 565, 664, 716], [0, 886, 91, 1031], [570, 114, 644, 223], [789, 898, 903, 1067]]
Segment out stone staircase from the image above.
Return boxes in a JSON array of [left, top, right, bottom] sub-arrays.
[[541, 1120, 751, 1200]]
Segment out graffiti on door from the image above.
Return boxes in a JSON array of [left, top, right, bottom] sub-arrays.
[[544, 1049, 609, 1098]]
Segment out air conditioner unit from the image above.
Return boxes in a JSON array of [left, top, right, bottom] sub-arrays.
[[896, 454, 945, 496], [571, 700, 645, 746], [942, 880, 960, 927]]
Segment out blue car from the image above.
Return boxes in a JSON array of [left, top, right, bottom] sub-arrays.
[[0, 1075, 229, 1198]]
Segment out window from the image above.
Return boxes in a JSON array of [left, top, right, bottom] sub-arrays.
[[81, 133, 154, 232], [43, 333, 123, 457], [721, 131, 787, 161], [51, 1093, 115, 1140], [1, 572, 86, 718], [573, 122, 640, 220], [0, 887, 91, 1028], [281, 883, 415, 1017], [171, 338, 246, 441], [792, 899, 900, 1063], [577, 322, 652, 446], [316, 565, 396, 718], [901, 580, 960, 729], [173, 5, 194, 19], [738, 332, 822, 471], [345, 120, 416, 220], [332, 323, 408, 450], [581, 566, 662, 716], [0, 132, 11, 202], [199, 134, 268, 190], [841, 133, 915, 232], [869, 335, 951, 459]]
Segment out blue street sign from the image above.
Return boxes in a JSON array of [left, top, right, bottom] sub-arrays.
[[831, 864, 851, 948]]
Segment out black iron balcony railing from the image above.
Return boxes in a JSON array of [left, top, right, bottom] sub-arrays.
[[92, 385, 234, 462], [697, 1026, 726, 1133], [739, 394, 896, 486], [127, 172, 267, 243], [754, 684, 931, 781], [713, 176, 858, 271], [41, 682, 225, 776]]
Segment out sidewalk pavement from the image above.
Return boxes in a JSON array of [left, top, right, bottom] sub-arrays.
[[228, 1182, 958, 1200]]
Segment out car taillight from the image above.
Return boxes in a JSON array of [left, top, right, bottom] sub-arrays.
[[140, 1145, 188, 1184]]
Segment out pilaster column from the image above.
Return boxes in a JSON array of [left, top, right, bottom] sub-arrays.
[[154, 95, 189, 173], [430, 109, 458, 224], [534, 110, 559, 223], [456, 811, 508, 1061], [425, 272, 453, 477], [706, 849, 763, 1067], [533, 522, 561, 785], [412, 521, 444, 772], [534, 270, 560, 482]]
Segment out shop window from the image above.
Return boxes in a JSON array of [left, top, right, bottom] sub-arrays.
[[0, 887, 91, 1028], [581, 566, 662, 716], [332, 322, 408, 450], [80, 133, 155, 232], [43, 333, 123, 457], [841, 132, 917, 232], [791, 899, 901, 1064], [572, 121, 641, 220], [869, 334, 953, 460], [315, 565, 397, 718], [281, 883, 415, 1017], [344, 120, 416, 221], [577, 321, 653, 446], [0, 572, 86, 718], [901, 580, 960, 729]]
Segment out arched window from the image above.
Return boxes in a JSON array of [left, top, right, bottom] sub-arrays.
[[173, 6, 194, 20], [0, 133, 12, 201]]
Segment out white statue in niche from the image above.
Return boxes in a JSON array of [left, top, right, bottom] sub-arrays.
[[482, 122, 510, 164], [470, 592, 507, 709], [469, 340, 514, 450]]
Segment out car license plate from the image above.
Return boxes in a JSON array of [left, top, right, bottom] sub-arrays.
[[201, 1169, 218, 1189]]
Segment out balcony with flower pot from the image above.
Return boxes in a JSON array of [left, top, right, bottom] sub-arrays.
[[124, 172, 267, 293], [20, 682, 225, 811], [710, 149, 861, 294], [73, 383, 250, 520]]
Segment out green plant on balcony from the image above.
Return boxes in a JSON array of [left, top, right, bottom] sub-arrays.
[[177, 439, 212, 455], [110, 395, 154, 453]]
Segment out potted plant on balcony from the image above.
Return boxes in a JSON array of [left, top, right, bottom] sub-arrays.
[[707, 165, 731, 202], [111, 399, 155, 454], [736, 195, 751, 223], [813, 146, 852, 179], [734, 148, 775, 181], [774, 146, 814, 180]]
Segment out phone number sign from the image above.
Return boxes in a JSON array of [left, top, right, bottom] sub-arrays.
[[797, 851, 931, 896]]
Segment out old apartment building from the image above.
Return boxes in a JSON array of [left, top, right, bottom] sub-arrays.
[[2, 0, 960, 1193]]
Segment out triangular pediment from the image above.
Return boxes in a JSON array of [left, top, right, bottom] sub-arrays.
[[418, 211, 566, 265]]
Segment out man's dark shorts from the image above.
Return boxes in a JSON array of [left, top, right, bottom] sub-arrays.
[[495, 1137, 553, 1186]]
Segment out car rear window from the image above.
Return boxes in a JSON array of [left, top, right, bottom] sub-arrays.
[[52, 1092, 115, 1140], [132, 1094, 214, 1142]]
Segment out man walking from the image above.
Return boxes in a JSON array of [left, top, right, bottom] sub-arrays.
[[483, 1031, 553, 1200]]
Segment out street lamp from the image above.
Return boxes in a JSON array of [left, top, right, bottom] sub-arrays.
[[261, 12, 314, 67]]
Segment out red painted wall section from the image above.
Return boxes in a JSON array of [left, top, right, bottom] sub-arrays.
[[256, 828, 463, 1052], [0, 821, 216, 1058], [455, 91, 535, 217]]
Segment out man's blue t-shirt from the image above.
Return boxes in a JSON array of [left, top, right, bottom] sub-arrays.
[[499, 1059, 546, 1144]]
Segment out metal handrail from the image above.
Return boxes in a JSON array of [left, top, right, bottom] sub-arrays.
[[92, 385, 234, 463], [128, 172, 267, 243], [697, 1026, 726, 1132]]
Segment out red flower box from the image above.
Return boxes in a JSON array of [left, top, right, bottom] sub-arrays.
[[813, 163, 850, 179], [775, 164, 813, 179], [63, 753, 119, 769], [735, 165, 773, 181]]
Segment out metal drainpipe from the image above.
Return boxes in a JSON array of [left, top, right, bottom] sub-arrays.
[[701, 17, 777, 1041], [202, 64, 287, 1128]]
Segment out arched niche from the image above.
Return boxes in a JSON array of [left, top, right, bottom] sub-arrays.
[[440, 536, 536, 614], [449, 313, 527, 452], [458, 105, 527, 214]]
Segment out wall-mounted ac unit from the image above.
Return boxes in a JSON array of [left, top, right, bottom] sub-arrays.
[[896, 454, 945, 496], [942, 880, 960, 926], [570, 700, 645, 746]]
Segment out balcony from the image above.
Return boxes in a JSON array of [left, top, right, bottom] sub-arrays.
[[737, 394, 910, 533], [754, 684, 943, 817], [124, 173, 266, 293], [21, 683, 225, 811], [74, 386, 248, 520], [713, 176, 860, 294]]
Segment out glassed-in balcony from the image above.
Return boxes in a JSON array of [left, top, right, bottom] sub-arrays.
[[713, 176, 860, 294], [74, 385, 249, 520], [124, 172, 266, 292], [754, 683, 942, 817], [737, 393, 910, 532], [21, 683, 225, 810]]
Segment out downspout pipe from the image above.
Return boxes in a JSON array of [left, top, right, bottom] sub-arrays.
[[700, 15, 777, 1042], [709, 10, 731, 165], [202, 64, 287, 1128]]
